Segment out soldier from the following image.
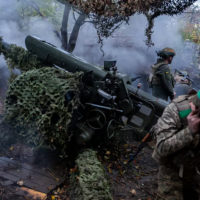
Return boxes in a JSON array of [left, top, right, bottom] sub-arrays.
[[152, 91, 200, 199], [174, 70, 192, 97], [150, 48, 175, 101]]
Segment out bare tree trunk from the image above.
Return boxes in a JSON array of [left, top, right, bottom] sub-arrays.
[[67, 12, 86, 53], [61, 5, 71, 50]]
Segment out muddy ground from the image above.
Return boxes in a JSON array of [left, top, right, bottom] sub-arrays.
[[0, 139, 159, 200], [99, 141, 159, 200]]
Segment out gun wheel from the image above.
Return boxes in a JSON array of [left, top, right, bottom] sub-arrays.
[[86, 109, 106, 130]]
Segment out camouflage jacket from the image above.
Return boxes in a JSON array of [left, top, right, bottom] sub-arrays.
[[152, 100, 200, 165]]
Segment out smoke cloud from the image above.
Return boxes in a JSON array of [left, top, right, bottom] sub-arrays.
[[72, 13, 186, 91], [74, 14, 184, 73], [0, 0, 191, 93]]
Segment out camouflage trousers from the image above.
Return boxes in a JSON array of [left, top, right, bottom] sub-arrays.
[[157, 164, 200, 200]]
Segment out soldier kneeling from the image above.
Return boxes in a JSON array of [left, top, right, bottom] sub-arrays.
[[152, 91, 200, 200]]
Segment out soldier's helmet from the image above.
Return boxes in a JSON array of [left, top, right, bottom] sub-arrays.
[[156, 47, 176, 58]]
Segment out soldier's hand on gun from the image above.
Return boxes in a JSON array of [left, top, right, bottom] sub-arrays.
[[187, 102, 200, 133]]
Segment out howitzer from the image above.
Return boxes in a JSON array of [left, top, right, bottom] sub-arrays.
[[0, 35, 169, 144]]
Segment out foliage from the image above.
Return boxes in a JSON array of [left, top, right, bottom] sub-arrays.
[[61, 0, 198, 47], [86, 13, 129, 55], [2, 44, 45, 72], [179, 23, 200, 44], [17, 0, 63, 33], [0, 0, 63, 33], [178, 5, 200, 44], [1, 0, 199, 49], [0, 37, 52, 84]]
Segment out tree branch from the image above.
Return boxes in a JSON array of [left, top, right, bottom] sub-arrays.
[[67, 12, 86, 53], [61, 4, 71, 50], [72, 8, 77, 22], [28, 1, 46, 19], [24, 0, 62, 42]]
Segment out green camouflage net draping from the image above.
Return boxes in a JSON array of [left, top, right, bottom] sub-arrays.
[[70, 149, 113, 200], [5, 44, 44, 72], [2, 67, 82, 156], [8, 71, 19, 85], [0, 38, 52, 84], [0, 41, 49, 72]]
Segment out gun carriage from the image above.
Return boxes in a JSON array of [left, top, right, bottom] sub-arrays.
[[1, 35, 168, 146]]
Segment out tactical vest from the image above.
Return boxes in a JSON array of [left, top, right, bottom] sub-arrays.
[[173, 95, 191, 127], [173, 95, 200, 146], [151, 61, 166, 84]]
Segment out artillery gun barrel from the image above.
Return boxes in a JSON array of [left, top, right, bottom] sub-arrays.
[[0, 35, 168, 116], [0, 38, 11, 53], [25, 35, 107, 79]]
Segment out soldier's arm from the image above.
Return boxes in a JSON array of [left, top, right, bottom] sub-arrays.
[[155, 102, 194, 157], [156, 65, 174, 99]]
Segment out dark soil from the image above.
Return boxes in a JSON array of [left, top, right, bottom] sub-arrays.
[[98, 140, 159, 200], [0, 139, 159, 200]]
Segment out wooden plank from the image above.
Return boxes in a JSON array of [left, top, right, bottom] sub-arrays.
[[6, 185, 47, 200], [0, 157, 66, 194], [0, 157, 64, 181], [19, 187, 47, 200], [0, 159, 65, 193], [0, 180, 14, 186], [0, 160, 59, 190], [0, 171, 40, 192]]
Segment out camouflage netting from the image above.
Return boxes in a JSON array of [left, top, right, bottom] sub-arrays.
[[0, 42, 48, 72], [70, 149, 113, 200], [0, 39, 52, 84], [2, 67, 83, 156], [58, 0, 197, 48]]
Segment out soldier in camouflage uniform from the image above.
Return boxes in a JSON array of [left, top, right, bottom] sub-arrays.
[[174, 71, 192, 97], [152, 91, 200, 200], [150, 48, 175, 101]]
